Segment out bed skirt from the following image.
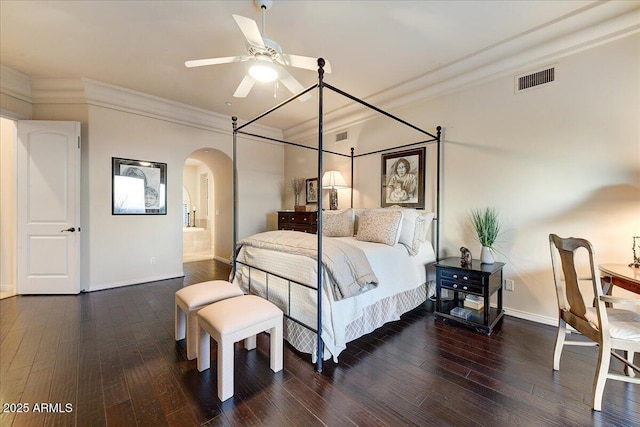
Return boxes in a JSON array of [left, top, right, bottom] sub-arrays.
[[285, 282, 430, 362]]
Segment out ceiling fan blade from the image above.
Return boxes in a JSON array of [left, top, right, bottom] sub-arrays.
[[232, 14, 265, 48], [279, 54, 331, 74], [279, 68, 312, 102], [185, 56, 245, 68], [233, 75, 256, 98]]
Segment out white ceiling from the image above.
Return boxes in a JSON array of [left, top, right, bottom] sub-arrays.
[[1, 1, 638, 131]]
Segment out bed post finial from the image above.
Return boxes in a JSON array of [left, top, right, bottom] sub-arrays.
[[436, 125, 442, 139], [317, 57, 325, 76]]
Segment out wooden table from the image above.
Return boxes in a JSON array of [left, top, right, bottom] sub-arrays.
[[599, 264, 640, 295]]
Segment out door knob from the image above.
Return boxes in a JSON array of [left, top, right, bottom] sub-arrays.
[[61, 227, 76, 232]]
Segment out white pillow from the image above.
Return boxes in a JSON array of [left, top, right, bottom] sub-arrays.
[[386, 207, 427, 255], [419, 212, 435, 242], [322, 209, 354, 237], [356, 209, 403, 246]]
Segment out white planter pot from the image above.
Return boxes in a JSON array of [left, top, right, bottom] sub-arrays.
[[481, 246, 494, 264]]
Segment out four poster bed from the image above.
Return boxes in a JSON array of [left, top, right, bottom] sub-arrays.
[[231, 58, 442, 372]]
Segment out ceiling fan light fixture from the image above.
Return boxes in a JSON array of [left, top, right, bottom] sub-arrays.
[[249, 64, 278, 82]]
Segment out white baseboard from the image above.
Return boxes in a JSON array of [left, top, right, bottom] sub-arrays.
[[504, 307, 557, 327], [87, 271, 185, 292], [214, 255, 230, 264], [0, 283, 15, 292]]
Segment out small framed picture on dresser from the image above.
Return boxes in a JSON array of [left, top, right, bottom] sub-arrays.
[[306, 178, 318, 203]]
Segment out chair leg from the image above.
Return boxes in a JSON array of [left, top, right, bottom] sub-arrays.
[[625, 352, 636, 377], [553, 318, 567, 371], [592, 343, 611, 411]]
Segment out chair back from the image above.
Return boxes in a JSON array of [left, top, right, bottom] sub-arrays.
[[549, 234, 606, 342]]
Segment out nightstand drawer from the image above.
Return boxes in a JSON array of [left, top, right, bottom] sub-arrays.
[[440, 270, 482, 285], [440, 279, 484, 295]]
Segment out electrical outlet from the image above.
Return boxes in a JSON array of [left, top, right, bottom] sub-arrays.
[[150, 257, 156, 265], [504, 279, 514, 291]]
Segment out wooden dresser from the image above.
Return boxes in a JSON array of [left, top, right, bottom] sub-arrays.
[[277, 210, 317, 234]]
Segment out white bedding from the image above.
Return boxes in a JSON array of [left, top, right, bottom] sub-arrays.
[[232, 233, 436, 361]]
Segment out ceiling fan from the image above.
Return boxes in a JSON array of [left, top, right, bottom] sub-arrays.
[[185, 0, 331, 101]]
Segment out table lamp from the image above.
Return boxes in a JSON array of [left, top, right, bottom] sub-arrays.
[[322, 170, 348, 210]]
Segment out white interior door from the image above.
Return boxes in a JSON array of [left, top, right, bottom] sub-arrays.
[[17, 121, 81, 294]]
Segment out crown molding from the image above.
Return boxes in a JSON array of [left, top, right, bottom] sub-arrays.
[[0, 64, 32, 103], [284, 4, 640, 141], [23, 74, 282, 140]]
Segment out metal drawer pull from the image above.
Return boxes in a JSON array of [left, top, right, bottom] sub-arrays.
[[463, 286, 468, 290], [453, 284, 458, 288], [453, 274, 458, 279], [463, 276, 469, 280]]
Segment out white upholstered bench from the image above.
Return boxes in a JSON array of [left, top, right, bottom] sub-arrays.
[[175, 280, 244, 360], [197, 295, 283, 401]]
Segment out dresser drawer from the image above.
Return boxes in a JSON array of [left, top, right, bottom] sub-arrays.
[[289, 213, 316, 225], [278, 211, 317, 234], [279, 212, 293, 224]]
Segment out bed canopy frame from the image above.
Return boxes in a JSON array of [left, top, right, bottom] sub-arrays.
[[232, 58, 442, 372]]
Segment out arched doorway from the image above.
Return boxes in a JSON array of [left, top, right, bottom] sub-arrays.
[[182, 149, 232, 263]]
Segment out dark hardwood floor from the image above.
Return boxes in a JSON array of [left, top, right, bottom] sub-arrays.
[[1, 260, 638, 426]]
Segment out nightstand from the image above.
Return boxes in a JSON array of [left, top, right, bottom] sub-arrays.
[[277, 210, 317, 233], [434, 257, 505, 335]]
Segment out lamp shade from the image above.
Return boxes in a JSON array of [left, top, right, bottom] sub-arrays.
[[322, 171, 348, 189]]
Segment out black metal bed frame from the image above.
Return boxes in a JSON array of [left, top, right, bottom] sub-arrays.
[[232, 58, 441, 372]]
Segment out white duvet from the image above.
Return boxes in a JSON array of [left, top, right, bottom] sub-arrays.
[[232, 234, 436, 360]]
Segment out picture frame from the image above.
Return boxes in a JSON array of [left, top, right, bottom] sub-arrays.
[[305, 178, 318, 203], [381, 147, 425, 209], [112, 157, 167, 215]]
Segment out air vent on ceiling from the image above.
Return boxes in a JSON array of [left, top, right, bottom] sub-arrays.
[[515, 67, 555, 93], [335, 130, 348, 143]]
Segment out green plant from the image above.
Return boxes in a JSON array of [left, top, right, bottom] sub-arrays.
[[471, 207, 501, 248]]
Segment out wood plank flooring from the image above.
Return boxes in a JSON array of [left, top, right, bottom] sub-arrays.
[[1, 259, 638, 426]]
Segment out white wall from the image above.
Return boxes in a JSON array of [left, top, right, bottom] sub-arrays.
[[288, 34, 639, 324], [0, 118, 16, 293], [3, 77, 285, 292]]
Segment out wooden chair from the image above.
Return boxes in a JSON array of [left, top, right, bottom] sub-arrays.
[[549, 234, 640, 411]]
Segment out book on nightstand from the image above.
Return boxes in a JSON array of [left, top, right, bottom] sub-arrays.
[[464, 295, 484, 310]]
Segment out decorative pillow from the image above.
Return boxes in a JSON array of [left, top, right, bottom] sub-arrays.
[[353, 209, 369, 235], [322, 208, 354, 237], [356, 210, 403, 246]]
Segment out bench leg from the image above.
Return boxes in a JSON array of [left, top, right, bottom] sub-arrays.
[[218, 338, 235, 401], [197, 327, 210, 372], [244, 334, 256, 350], [270, 318, 283, 373], [175, 304, 186, 341], [186, 310, 199, 360]]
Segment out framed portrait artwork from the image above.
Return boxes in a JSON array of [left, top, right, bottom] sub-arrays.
[[112, 157, 167, 215], [306, 178, 318, 203], [381, 147, 425, 209]]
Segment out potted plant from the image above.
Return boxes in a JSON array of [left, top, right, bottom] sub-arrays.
[[471, 207, 501, 264]]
